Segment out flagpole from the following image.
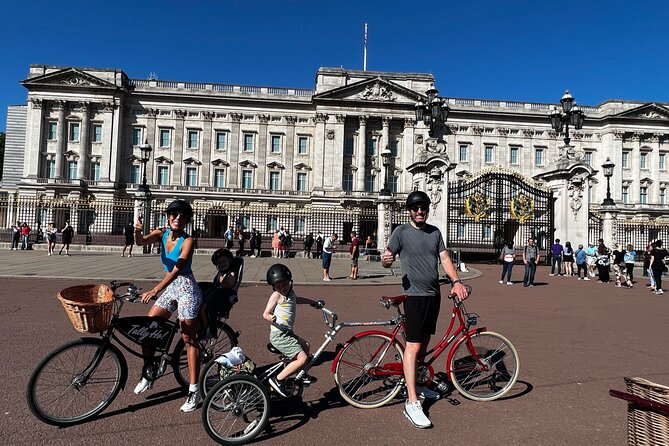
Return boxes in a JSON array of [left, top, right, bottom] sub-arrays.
[[363, 23, 368, 71]]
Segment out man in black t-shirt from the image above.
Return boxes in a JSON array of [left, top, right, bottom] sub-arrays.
[[650, 240, 669, 294]]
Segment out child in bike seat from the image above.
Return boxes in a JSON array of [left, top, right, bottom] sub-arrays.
[[200, 248, 238, 339], [262, 264, 311, 397]]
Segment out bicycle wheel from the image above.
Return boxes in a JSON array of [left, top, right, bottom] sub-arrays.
[[200, 358, 225, 398], [173, 321, 238, 389], [202, 375, 270, 446], [26, 338, 126, 426], [334, 333, 405, 409], [448, 330, 520, 401]]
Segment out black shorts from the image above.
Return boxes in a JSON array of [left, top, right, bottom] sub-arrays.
[[403, 294, 441, 343]]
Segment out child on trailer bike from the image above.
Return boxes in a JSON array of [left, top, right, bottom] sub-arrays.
[[382, 190, 469, 429], [262, 264, 315, 397], [133, 199, 203, 413]]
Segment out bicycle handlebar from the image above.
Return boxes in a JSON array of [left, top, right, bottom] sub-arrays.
[[310, 299, 338, 328]]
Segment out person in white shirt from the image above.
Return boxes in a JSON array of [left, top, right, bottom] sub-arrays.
[[322, 233, 338, 281]]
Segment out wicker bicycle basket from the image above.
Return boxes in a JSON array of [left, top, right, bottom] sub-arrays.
[[57, 284, 115, 333], [624, 377, 669, 445]]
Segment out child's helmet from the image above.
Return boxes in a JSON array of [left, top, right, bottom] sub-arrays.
[[266, 264, 292, 285], [211, 248, 233, 266]]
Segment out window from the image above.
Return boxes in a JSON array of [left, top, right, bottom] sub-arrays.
[[67, 161, 78, 179], [298, 136, 309, 155], [583, 151, 592, 167], [157, 165, 169, 185], [457, 222, 465, 238], [510, 147, 519, 165], [89, 161, 100, 181], [661, 154, 666, 170], [46, 159, 56, 178], [215, 132, 227, 151], [534, 148, 544, 166], [484, 145, 494, 164], [661, 188, 666, 205], [186, 167, 198, 186], [266, 215, 278, 232], [92, 124, 103, 143], [187, 130, 199, 149], [640, 152, 648, 169], [240, 215, 250, 231], [343, 173, 353, 191], [344, 137, 354, 156], [294, 217, 305, 234], [297, 172, 307, 192], [622, 186, 629, 204], [214, 169, 225, 188], [130, 165, 140, 183], [622, 151, 629, 169], [640, 186, 648, 204], [69, 122, 80, 142], [242, 169, 253, 189], [47, 122, 58, 140], [365, 175, 376, 192], [160, 129, 171, 148], [390, 139, 399, 157], [270, 135, 282, 153], [483, 224, 492, 240], [459, 144, 468, 162], [132, 127, 142, 145], [366, 139, 377, 157], [389, 175, 398, 193], [269, 171, 280, 190], [243, 134, 254, 152]]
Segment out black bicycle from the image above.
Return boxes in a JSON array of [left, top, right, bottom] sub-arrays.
[[26, 281, 238, 426]]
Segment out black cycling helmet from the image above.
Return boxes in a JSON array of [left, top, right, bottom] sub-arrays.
[[165, 200, 193, 219], [211, 248, 233, 266], [405, 190, 431, 209], [266, 263, 292, 285]]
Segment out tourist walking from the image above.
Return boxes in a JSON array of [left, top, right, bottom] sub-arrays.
[[596, 244, 611, 283], [499, 240, 515, 285], [224, 226, 234, 249], [122, 221, 134, 257], [585, 242, 597, 278], [10, 221, 21, 251], [322, 233, 337, 281], [550, 238, 564, 276], [563, 241, 574, 276], [315, 231, 324, 259], [21, 222, 31, 250], [625, 244, 636, 283], [304, 232, 314, 258], [575, 244, 588, 280], [45, 223, 57, 256], [349, 231, 360, 280], [643, 244, 652, 278], [650, 240, 669, 295], [272, 230, 280, 258], [522, 237, 540, 287], [283, 230, 293, 258]]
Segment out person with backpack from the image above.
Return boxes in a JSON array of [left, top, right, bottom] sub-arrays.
[[522, 237, 540, 287]]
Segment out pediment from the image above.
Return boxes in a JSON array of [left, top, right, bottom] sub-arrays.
[[267, 161, 285, 169], [154, 156, 173, 164], [183, 157, 201, 165], [615, 103, 669, 120], [239, 160, 258, 168], [313, 77, 423, 104], [294, 162, 312, 171], [211, 158, 230, 167], [22, 68, 117, 90]]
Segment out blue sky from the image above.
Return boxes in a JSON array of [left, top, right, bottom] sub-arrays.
[[1, 0, 667, 131]]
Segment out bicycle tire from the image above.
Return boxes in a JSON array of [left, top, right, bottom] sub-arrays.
[[334, 333, 405, 409], [199, 357, 224, 398], [26, 338, 126, 426], [448, 330, 520, 401], [172, 321, 238, 389], [201, 374, 270, 446]]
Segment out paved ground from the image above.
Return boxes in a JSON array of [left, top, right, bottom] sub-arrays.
[[2, 251, 668, 445]]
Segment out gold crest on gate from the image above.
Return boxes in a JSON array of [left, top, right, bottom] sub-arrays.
[[464, 192, 491, 222], [510, 194, 534, 224]]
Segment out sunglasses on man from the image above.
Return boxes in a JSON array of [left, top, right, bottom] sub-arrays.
[[410, 205, 429, 213]]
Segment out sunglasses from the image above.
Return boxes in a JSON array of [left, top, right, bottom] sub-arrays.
[[410, 205, 429, 212], [168, 211, 189, 219]]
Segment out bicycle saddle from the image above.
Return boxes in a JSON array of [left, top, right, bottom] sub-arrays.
[[267, 343, 281, 354], [381, 295, 407, 306]]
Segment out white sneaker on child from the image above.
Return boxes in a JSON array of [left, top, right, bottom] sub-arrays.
[[134, 377, 153, 394], [403, 400, 432, 428], [180, 391, 201, 412]]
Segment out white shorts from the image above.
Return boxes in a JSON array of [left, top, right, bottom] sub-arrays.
[[155, 273, 203, 320]]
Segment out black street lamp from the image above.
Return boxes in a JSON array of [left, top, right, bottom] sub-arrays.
[[415, 84, 450, 137], [138, 142, 153, 190], [380, 147, 393, 195], [601, 157, 615, 206], [549, 90, 585, 146], [137, 141, 153, 253]]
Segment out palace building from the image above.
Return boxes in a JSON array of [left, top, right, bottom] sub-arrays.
[[3, 64, 669, 257]]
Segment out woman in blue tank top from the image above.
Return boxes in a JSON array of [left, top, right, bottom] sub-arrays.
[[133, 199, 203, 413]]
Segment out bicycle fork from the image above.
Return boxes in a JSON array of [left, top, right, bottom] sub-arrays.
[[74, 337, 113, 389]]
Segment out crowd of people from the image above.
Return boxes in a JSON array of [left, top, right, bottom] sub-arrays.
[[500, 237, 669, 294], [9, 220, 74, 255]]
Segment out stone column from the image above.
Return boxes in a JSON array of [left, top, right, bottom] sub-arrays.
[[631, 132, 642, 202], [256, 115, 269, 189], [377, 195, 394, 251], [229, 113, 241, 185], [330, 114, 346, 190], [601, 208, 618, 248], [144, 108, 157, 184], [402, 118, 415, 192], [380, 116, 390, 191], [285, 116, 297, 190], [172, 110, 185, 184], [356, 115, 368, 192], [105, 100, 121, 183], [55, 100, 66, 178], [201, 111, 214, 186], [77, 102, 90, 179], [25, 98, 45, 179], [313, 113, 328, 191]]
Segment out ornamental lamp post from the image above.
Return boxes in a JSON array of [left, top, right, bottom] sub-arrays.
[[380, 147, 393, 195], [415, 84, 450, 137], [137, 141, 153, 253], [601, 157, 615, 206], [549, 90, 585, 146]]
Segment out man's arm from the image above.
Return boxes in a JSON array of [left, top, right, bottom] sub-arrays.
[[439, 250, 468, 301]]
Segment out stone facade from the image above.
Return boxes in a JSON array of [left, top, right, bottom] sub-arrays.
[[3, 64, 669, 251]]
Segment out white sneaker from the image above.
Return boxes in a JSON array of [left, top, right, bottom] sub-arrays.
[[583, 277, 590, 281], [499, 280, 503, 284], [417, 385, 441, 399], [180, 391, 201, 412], [134, 377, 153, 394], [403, 400, 432, 428], [656, 290, 664, 295], [506, 282, 513, 285]]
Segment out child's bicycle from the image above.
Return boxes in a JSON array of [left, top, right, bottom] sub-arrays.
[[26, 281, 238, 426], [332, 277, 520, 408]]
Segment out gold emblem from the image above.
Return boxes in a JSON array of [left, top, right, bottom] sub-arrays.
[[464, 192, 491, 222], [510, 194, 534, 224]]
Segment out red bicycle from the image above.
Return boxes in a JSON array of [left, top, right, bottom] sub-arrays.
[[332, 278, 520, 408]]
